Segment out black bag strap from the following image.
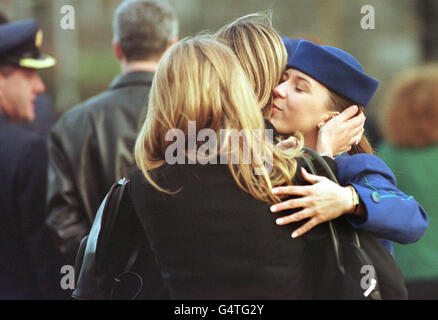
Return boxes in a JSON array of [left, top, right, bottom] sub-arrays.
[[109, 178, 142, 273], [301, 147, 346, 274], [73, 177, 142, 300], [109, 244, 143, 300], [301, 148, 384, 299]]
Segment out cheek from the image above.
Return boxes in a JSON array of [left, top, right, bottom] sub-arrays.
[[270, 99, 301, 134], [284, 94, 308, 122]]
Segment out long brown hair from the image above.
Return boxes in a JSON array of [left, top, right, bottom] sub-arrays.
[[326, 90, 375, 155]]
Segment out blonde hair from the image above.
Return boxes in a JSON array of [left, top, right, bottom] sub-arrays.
[[215, 13, 287, 118], [134, 36, 301, 203], [380, 64, 438, 148]]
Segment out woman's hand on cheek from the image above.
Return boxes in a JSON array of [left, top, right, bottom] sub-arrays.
[[316, 105, 365, 156], [270, 167, 353, 238]]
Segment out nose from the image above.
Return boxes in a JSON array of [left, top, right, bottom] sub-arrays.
[[273, 81, 287, 99], [32, 73, 46, 94]]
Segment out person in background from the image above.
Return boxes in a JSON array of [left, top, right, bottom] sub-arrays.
[[0, 10, 56, 140], [0, 19, 65, 299], [47, 0, 179, 266], [378, 64, 438, 299]]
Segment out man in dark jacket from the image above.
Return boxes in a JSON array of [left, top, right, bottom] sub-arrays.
[[0, 19, 65, 299], [47, 0, 179, 264]]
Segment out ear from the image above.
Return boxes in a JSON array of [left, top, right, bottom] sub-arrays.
[[112, 40, 124, 61]]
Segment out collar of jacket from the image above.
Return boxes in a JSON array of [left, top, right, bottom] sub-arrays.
[[109, 71, 154, 91], [264, 118, 280, 140]]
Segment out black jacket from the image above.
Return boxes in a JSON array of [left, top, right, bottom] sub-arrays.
[[47, 71, 154, 264], [0, 118, 65, 299], [129, 156, 337, 299]]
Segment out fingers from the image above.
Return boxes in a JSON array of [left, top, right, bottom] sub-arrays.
[[291, 218, 320, 238], [350, 122, 365, 137], [270, 196, 311, 213], [351, 128, 365, 146], [271, 184, 312, 197], [337, 105, 358, 121], [322, 107, 364, 131], [300, 167, 324, 184], [275, 208, 313, 225], [344, 113, 365, 133]]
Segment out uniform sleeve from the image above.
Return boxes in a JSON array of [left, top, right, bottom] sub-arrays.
[[335, 154, 428, 244], [46, 120, 92, 265], [16, 137, 67, 299]]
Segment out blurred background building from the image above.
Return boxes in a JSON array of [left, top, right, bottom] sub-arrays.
[[1, 0, 437, 135]]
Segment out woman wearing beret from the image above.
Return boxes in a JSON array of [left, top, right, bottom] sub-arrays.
[[215, 16, 427, 257], [269, 39, 428, 257], [215, 17, 370, 232]]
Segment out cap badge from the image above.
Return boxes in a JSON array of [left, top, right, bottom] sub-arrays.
[[35, 29, 43, 48]]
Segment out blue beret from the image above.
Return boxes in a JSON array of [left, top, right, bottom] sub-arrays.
[[281, 37, 302, 68], [0, 19, 55, 69], [288, 40, 379, 106]]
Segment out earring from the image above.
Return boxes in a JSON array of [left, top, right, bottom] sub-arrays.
[[317, 121, 325, 129]]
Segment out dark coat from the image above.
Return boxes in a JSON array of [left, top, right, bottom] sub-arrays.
[[47, 71, 154, 264], [0, 118, 65, 299], [129, 157, 338, 300]]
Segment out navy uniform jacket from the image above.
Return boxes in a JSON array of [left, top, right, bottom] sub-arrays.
[[0, 118, 65, 299], [335, 153, 428, 256]]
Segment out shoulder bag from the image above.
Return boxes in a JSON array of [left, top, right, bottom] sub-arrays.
[[72, 178, 143, 300], [301, 147, 408, 300]]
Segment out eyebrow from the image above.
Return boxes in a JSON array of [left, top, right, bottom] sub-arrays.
[[296, 76, 312, 87]]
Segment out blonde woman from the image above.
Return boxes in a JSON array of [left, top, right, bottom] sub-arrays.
[[130, 36, 320, 299]]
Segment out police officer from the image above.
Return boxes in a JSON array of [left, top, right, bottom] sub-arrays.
[[0, 11, 57, 139], [0, 19, 65, 299]]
